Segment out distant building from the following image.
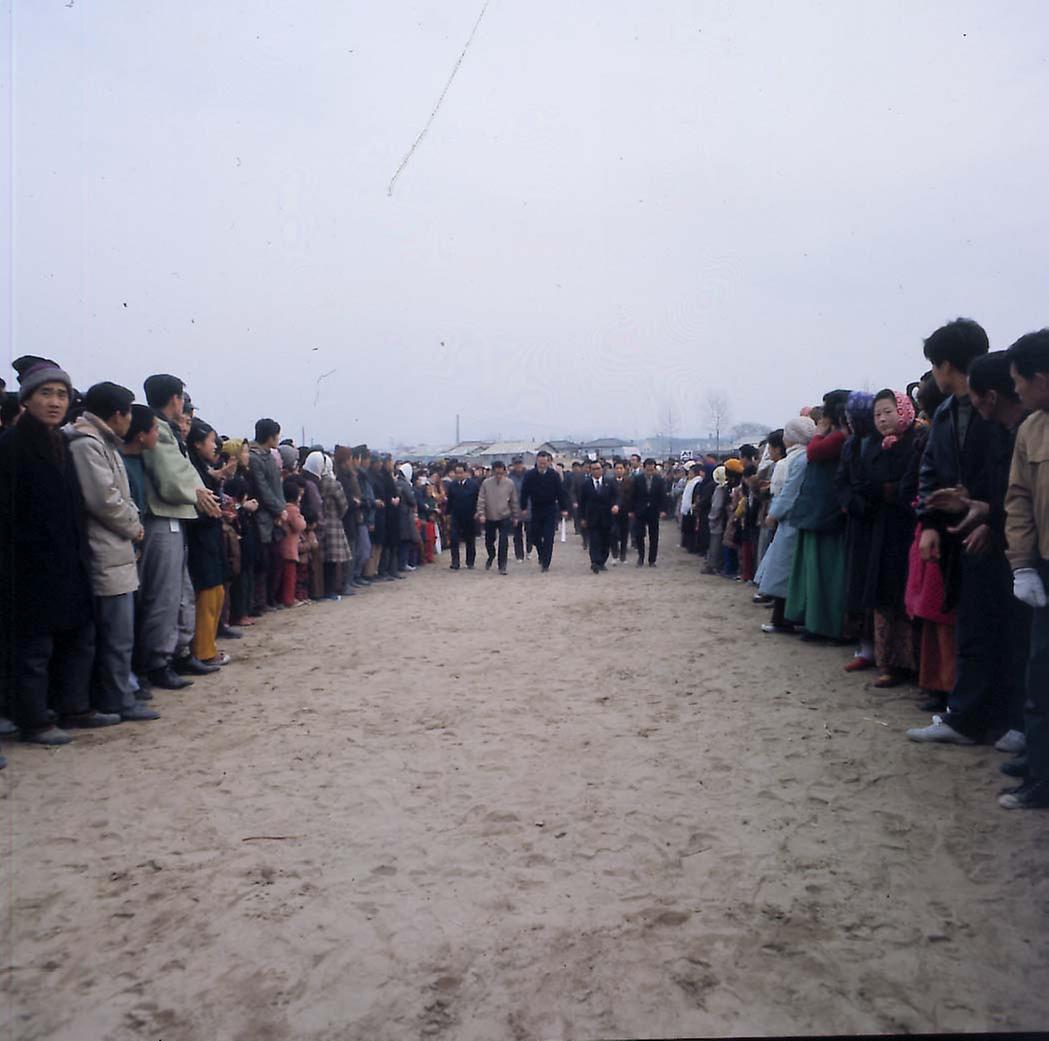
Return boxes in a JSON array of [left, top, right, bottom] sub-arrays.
[[467, 441, 560, 468]]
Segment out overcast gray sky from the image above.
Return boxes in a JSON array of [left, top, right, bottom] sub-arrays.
[[3, 1, 1047, 448]]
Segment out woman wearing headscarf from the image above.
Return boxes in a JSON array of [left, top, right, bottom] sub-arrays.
[[837, 391, 879, 670], [786, 390, 851, 640], [703, 466, 729, 575], [862, 389, 920, 686], [298, 450, 326, 600], [396, 462, 419, 571], [757, 415, 817, 632], [306, 451, 351, 599], [678, 465, 703, 552]]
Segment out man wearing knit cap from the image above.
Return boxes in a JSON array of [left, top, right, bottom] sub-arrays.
[[1, 357, 119, 746]]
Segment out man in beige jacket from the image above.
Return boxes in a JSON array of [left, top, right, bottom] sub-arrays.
[[476, 460, 520, 575], [1002, 330, 1049, 809], [67, 383, 159, 722]]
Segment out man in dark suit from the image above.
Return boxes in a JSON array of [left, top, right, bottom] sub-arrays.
[[567, 461, 588, 548], [610, 460, 634, 563], [520, 451, 571, 571], [444, 463, 480, 569], [579, 459, 621, 573], [632, 457, 669, 567]]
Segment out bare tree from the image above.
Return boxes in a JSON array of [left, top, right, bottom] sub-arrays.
[[706, 390, 732, 455]]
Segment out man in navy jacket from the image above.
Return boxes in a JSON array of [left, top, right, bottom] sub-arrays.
[[445, 463, 480, 569]]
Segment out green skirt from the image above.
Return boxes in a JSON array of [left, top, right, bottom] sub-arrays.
[[786, 528, 847, 638]]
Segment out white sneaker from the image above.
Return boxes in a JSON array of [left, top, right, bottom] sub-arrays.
[[906, 719, 975, 745], [994, 729, 1026, 754]]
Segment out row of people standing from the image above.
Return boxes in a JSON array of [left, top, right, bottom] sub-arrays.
[[699, 319, 1049, 812]]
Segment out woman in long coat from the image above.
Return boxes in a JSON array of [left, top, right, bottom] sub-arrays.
[[786, 391, 851, 640], [862, 390, 920, 686], [309, 452, 350, 599], [757, 415, 816, 633], [836, 392, 878, 668]]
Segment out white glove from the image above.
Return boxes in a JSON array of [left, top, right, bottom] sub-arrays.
[[1013, 568, 1048, 609]]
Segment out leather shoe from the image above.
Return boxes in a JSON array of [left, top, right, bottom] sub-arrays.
[[217, 625, 243, 640], [22, 725, 73, 746], [122, 703, 161, 722], [1001, 755, 1028, 778], [147, 667, 193, 690], [173, 656, 220, 676]]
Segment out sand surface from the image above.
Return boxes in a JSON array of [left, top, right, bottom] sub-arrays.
[[3, 525, 1048, 1040]]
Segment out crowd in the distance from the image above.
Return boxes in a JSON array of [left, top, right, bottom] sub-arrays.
[[669, 319, 1049, 811]]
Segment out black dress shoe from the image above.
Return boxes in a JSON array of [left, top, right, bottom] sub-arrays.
[[648, 561, 657, 567], [147, 667, 194, 690], [449, 564, 460, 570], [591, 564, 601, 574], [1001, 755, 1028, 778], [485, 558, 494, 571], [920, 694, 948, 713], [172, 656, 220, 676], [636, 558, 644, 567]]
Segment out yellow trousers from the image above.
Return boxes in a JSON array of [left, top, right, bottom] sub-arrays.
[[192, 584, 224, 663]]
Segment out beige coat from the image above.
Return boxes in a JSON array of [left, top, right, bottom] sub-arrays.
[[476, 475, 520, 523], [67, 412, 142, 597], [1006, 409, 1049, 570]]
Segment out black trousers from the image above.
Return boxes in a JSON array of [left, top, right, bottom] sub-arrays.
[[485, 518, 512, 570], [947, 551, 1029, 740], [450, 515, 477, 568], [529, 512, 558, 568], [1025, 561, 1049, 781], [512, 520, 532, 560], [588, 523, 611, 567], [13, 621, 95, 730], [610, 512, 631, 560], [636, 514, 660, 563]]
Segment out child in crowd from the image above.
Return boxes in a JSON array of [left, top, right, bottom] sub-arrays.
[[280, 478, 308, 608]]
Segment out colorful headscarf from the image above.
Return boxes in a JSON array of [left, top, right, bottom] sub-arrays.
[[845, 391, 875, 438], [724, 458, 745, 475], [712, 465, 727, 486], [881, 390, 916, 450]]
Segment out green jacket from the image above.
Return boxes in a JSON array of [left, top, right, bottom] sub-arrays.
[[143, 419, 203, 520]]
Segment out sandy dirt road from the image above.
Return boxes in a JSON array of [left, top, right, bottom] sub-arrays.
[[3, 525, 1048, 1040]]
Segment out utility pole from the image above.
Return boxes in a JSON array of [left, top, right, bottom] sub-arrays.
[[455, 413, 460, 445]]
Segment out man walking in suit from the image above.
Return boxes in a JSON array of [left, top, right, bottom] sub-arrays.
[[632, 457, 669, 567], [579, 459, 621, 573], [610, 460, 634, 563], [445, 463, 480, 570], [520, 451, 571, 572]]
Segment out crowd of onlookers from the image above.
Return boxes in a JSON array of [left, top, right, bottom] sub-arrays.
[[667, 319, 1049, 810], [3, 319, 1048, 811]]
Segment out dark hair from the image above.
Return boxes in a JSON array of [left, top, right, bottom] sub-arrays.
[[124, 403, 158, 443], [822, 390, 850, 428], [1, 391, 21, 428], [922, 318, 989, 373], [492, 460, 506, 470], [873, 388, 897, 407], [915, 373, 947, 419], [537, 451, 552, 460], [630, 453, 641, 461], [643, 457, 657, 467], [967, 351, 1020, 401], [84, 381, 134, 420], [571, 460, 582, 468], [186, 417, 215, 448], [766, 429, 785, 454], [1006, 329, 1049, 379], [282, 478, 303, 501], [225, 475, 249, 500], [255, 418, 281, 443], [739, 443, 758, 461], [143, 374, 184, 409]]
